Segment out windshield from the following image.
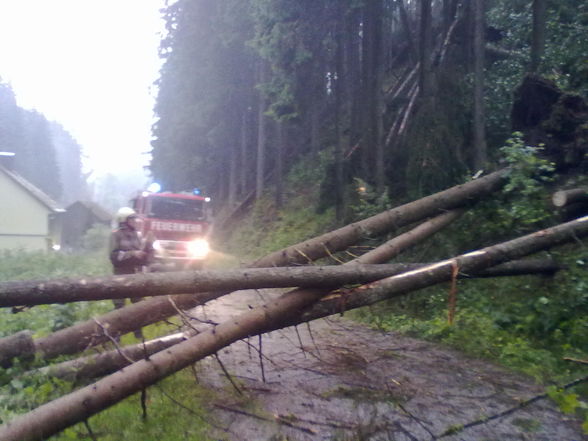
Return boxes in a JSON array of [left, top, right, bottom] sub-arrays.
[[148, 197, 205, 221]]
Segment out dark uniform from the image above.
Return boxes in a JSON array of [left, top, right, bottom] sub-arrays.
[[109, 224, 151, 309]]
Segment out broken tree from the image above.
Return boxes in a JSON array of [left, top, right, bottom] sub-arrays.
[[22, 258, 559, 382], [0, 171, 507, 366], [1, 216, 585, 441]]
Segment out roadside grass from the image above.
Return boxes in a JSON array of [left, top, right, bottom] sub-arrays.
[[0, 248, 218, 438], [53, 370, 217, 441], [0, 249, 113, 338]]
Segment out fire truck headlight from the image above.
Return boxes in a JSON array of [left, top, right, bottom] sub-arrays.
[[187, 239, 209, 259], [152, 240, 163, 251]]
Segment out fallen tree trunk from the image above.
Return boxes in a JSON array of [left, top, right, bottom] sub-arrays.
[[1, 216, 585, 441], [32, 332, 190, 382], [0, 263, 451, 308], [457, 258, 561, 278], [0, 210, 464, 308], [29, 259, 560, 382], [1, 172, 505, 366], [253, 169, 507, 267], [0, 331, 34, 368], [552, 188, 588, 208], [356, 209, 464, 263]]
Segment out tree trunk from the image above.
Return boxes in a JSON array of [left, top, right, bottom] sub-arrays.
[[2, 263, 488, 309], [355, 209, 464, 263], [287, 216, 588, 327], [418, 0, 433, 96], [345, 8, 362, 148], [442, 0, 458, 36], [334, 17, 345, 222], [26, 208, 467, 382], [361, 0, 384, 190], [398, 0, 417, 62], [34, 332, 190, 382], [309, 105, 320, 155], [32, 258, 560, 383], [552, 188, 588, 208], [256, 61, 268, 200], [275, 121, 284, 209], [256, 168, 507, 267], [2, 217, 585, 441], [228, 131, 237, 207], [530, 0, 547, 73], [239, 106, 250, 199], [0, 331, 34, 368], [473, 0, 487, 170]]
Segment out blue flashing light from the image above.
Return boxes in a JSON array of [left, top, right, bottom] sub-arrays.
[[147, 182, 162, 193], [193, 188, 201, 195]]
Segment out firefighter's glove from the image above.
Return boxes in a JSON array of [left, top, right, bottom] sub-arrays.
[[132, 250, 147, 260]]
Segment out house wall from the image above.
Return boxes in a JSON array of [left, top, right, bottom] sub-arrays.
[[0, 170, 54, 251]]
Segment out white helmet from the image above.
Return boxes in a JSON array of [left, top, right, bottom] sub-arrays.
[[116, 207, 137, 224]]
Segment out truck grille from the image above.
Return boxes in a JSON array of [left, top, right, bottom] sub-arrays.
[[155, 240, 191, 260]]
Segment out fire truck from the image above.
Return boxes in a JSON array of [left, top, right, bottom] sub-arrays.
[[130, 188, 212, 269]]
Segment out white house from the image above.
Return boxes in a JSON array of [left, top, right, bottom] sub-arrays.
[[0, 163, 65, 252]]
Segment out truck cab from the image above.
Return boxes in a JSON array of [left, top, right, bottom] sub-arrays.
[[131, 190, 212, 269]]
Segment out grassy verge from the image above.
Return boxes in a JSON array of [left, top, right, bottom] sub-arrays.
[[52, 371, 216, 441], [0, 247, 219, 438]]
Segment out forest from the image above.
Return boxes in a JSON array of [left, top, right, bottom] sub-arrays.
[[0, 82, 87, 205], [0, 0, 587, 439], [150, 0, 587, 218]]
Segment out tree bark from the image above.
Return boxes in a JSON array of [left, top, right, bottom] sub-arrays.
[[2, 217, 585, 441], [33, 332, 190, 382], [239, 105, 250, 198], [398, 0, 417, 62], [360, 0, 384, 190], [355, 209, 464, 263], [275, 121, 284, 209], [473, 0, 487, 170], [345, 8, 362, 147], [0, 264, 471, 308], [334, 17, 345, 222], [418, 0, 433, 96], [552, 188, 588, 208], [385, 62, 418, 105], [255, 61, 268, 200], [530, 0, 547, 73], [0, 331, 34, 368]]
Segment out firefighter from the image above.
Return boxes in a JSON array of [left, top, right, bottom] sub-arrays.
[[109, 207, 153, 338]]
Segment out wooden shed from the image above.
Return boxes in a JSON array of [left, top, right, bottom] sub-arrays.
[[0, 164, 65, 252], [61, 201, 112, 251]]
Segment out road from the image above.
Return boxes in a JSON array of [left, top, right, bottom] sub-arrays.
[[188, 288, 585, 441]]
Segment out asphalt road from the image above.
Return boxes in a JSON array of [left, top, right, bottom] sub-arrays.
[[189, 288, 585, 441]]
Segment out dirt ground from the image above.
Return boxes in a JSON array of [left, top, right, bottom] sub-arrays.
[[188, 288, 586, 441]]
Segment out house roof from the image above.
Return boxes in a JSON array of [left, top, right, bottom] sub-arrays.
[[66, 200, 112, 222], [0, 164, 65, 213]]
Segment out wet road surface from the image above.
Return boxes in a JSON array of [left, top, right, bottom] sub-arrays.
[[188, 288, 585, 441]]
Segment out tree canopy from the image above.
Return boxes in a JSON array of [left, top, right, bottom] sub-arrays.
[[0, 81, 87, 203], [149, 0, 587, 218]]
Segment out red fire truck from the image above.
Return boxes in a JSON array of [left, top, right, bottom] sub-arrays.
[[130, 189, 212, 269]]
